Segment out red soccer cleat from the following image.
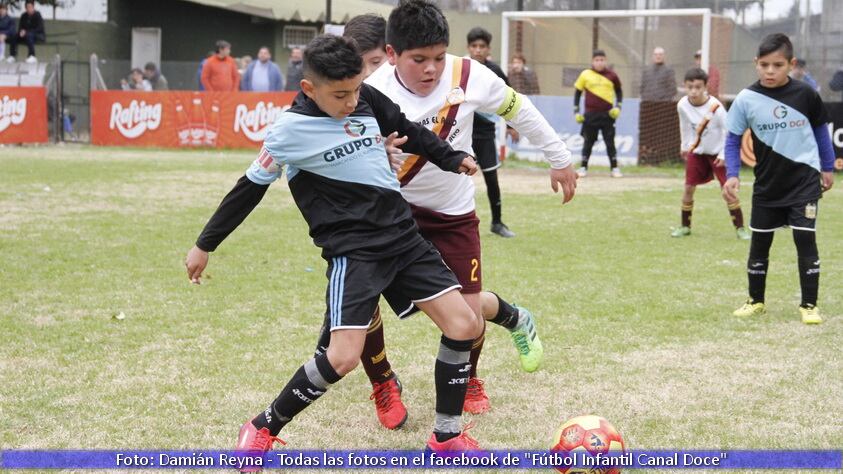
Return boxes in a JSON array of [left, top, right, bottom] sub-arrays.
[[235, 418, 286, 473], [370, 376, 408, 430], [426, 421, 482, 452], [462, 377, 490, 414]]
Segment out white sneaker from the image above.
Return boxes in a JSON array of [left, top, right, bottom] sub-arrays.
[[611, 167, 623, 178], [576, 167, 587, 178], [5, 56, 15, 63], [25, 55, 37, 64]]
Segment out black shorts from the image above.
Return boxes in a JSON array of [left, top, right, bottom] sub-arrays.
[[474, 138, 500, 172], [324, 242, 461, 330], [750, 201, 819, 233]]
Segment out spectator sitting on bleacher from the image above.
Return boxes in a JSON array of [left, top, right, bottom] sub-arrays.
[[8, 0, 45, 64], [121, 68, 152, 91], [0, 4, 16, 62], [144, 62, 168, 90]]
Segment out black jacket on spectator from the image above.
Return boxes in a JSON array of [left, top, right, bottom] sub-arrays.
[[19, 10, 45, 41], [0, 14, 15, 37], [830, 69, 843, 101]]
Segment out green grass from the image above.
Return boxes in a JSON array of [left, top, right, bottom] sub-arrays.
[[1, 146, 841, 473]]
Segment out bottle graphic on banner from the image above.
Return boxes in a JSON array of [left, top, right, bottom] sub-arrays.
[[205, 100, 221, 146], [174, 100, 191, 145], [189, 97, 206, 146]]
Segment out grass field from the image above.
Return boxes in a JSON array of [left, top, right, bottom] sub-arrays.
[[2, 146, 841, 473]]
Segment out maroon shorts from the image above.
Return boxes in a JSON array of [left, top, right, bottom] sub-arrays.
[[410, 204, 482, 294], [686, 153, 727, 186]]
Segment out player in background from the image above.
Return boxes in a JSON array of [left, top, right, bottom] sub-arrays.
[[723, 33, 835, 324], [573, 50, 623, 178], [466, 26, 516, 238], [366, 0, 577, 415], [185, 35, 484, 460], [672, 67, 750, 239]]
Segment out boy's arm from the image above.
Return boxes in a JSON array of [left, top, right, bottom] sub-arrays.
[[186, 148, 283, 283], [361, 83, 469, 174], [676, 103, 691, 154]]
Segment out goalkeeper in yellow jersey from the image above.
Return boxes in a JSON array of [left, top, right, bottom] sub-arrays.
[[574, 49, 623, 178]]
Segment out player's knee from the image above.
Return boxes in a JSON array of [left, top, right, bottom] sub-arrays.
[[326, 346, 362, 376]]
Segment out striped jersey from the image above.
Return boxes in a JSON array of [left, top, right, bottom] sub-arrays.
[[726, 78, 829, 206], [366, 54, 521, 215], [677, 95, 727, 157], [242, 84, 466, 260]]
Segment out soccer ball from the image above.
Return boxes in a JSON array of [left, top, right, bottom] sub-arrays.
[[551, 415, 625, 474]]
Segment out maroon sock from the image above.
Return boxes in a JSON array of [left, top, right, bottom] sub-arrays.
[[360, 307, 393, 384], [682, 201, 693, 228], [468, 322, 485, 378], [728, 201, 744, 228]]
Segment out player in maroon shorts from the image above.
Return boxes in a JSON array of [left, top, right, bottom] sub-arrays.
[[673, 67, 750, 239]]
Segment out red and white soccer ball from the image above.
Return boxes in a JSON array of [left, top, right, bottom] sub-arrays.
[[551, 415, 626, 474]]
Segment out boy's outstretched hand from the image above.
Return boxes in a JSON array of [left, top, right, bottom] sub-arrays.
[[821, 171, 834, 192], [459, 155, 477, 175], [185, 245, 209, 284], [550, 166, 578, 204], [722, 177, 740, 201]]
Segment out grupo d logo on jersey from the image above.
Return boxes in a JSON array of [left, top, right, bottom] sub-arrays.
[[773, 105, 788, 119], [109, 100, 162, 138], [343, 119, 366, 138], [0, 95, 27, 133], [234, 101, 287, 142]]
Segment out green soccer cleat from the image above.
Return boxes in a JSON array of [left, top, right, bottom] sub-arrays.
[[736, 227, 751, 240], [799, 305, 823, 325], [671, 226, 691, 238], [510, 305, 543, 373], [733, 299, 766, 317]]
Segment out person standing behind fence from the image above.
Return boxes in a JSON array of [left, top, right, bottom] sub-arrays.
[[791, 58, 819, 91], [0, 5, 16, 62], [831, 66, 843, 101], [201, 40, 240, 92], [508, 52, 540, 95], [694, 49, 720, 98], [284, 46, 303, 91], [241, 46, 283, 92], [143, 62, 168, 91], [640, 47, 676, 101], [9, 0, 44, 64]]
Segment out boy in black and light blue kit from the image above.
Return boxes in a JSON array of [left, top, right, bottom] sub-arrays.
[[723, 33, 835, 324], [184, 35, 484, 467]]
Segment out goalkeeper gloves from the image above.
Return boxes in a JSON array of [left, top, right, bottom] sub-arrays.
[[609, 107, 621, 119], [575, 113, 585, 124]]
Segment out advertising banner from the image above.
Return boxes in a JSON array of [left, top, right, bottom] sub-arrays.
[[0, 87, 48, 144], [91, 91, 297, 149]]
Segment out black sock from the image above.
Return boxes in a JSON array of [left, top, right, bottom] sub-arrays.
[[747, 258, 769, 303], [747, 230, 774, 303], [313, 311, 331, 357], [252, 353, 342, 436], [793, 229, 820, 307], [433, 335, 472, 442], [483, 170, 502, 225], [609, 156, 618, 169], [488, 292, 519, 330]]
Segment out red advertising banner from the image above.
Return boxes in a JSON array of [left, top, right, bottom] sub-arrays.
[[90, 91, 298, 148], [0, 87, 48, 144]]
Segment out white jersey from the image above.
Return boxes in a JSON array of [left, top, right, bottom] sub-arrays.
[[366, 54, 571, 215], [677, 95, 728, 157]]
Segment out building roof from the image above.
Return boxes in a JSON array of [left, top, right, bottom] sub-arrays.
[[180, 0, 392, 23]]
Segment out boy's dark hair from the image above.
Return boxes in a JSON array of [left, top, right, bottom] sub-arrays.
[[757, 33, 793, 60], [684, 67, 708, 84], [131, 68, 143, 75], [215, 40, 231, 53], [303, 35, 363, 82], [25, 0, 35, 6], [343, 14, 386, 53], [795, 58, 807, 68], [592, 49, 606, 58], [144, 62, 157, 72], [387, 0, 449, 54], [467, 27, 491, 46]]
